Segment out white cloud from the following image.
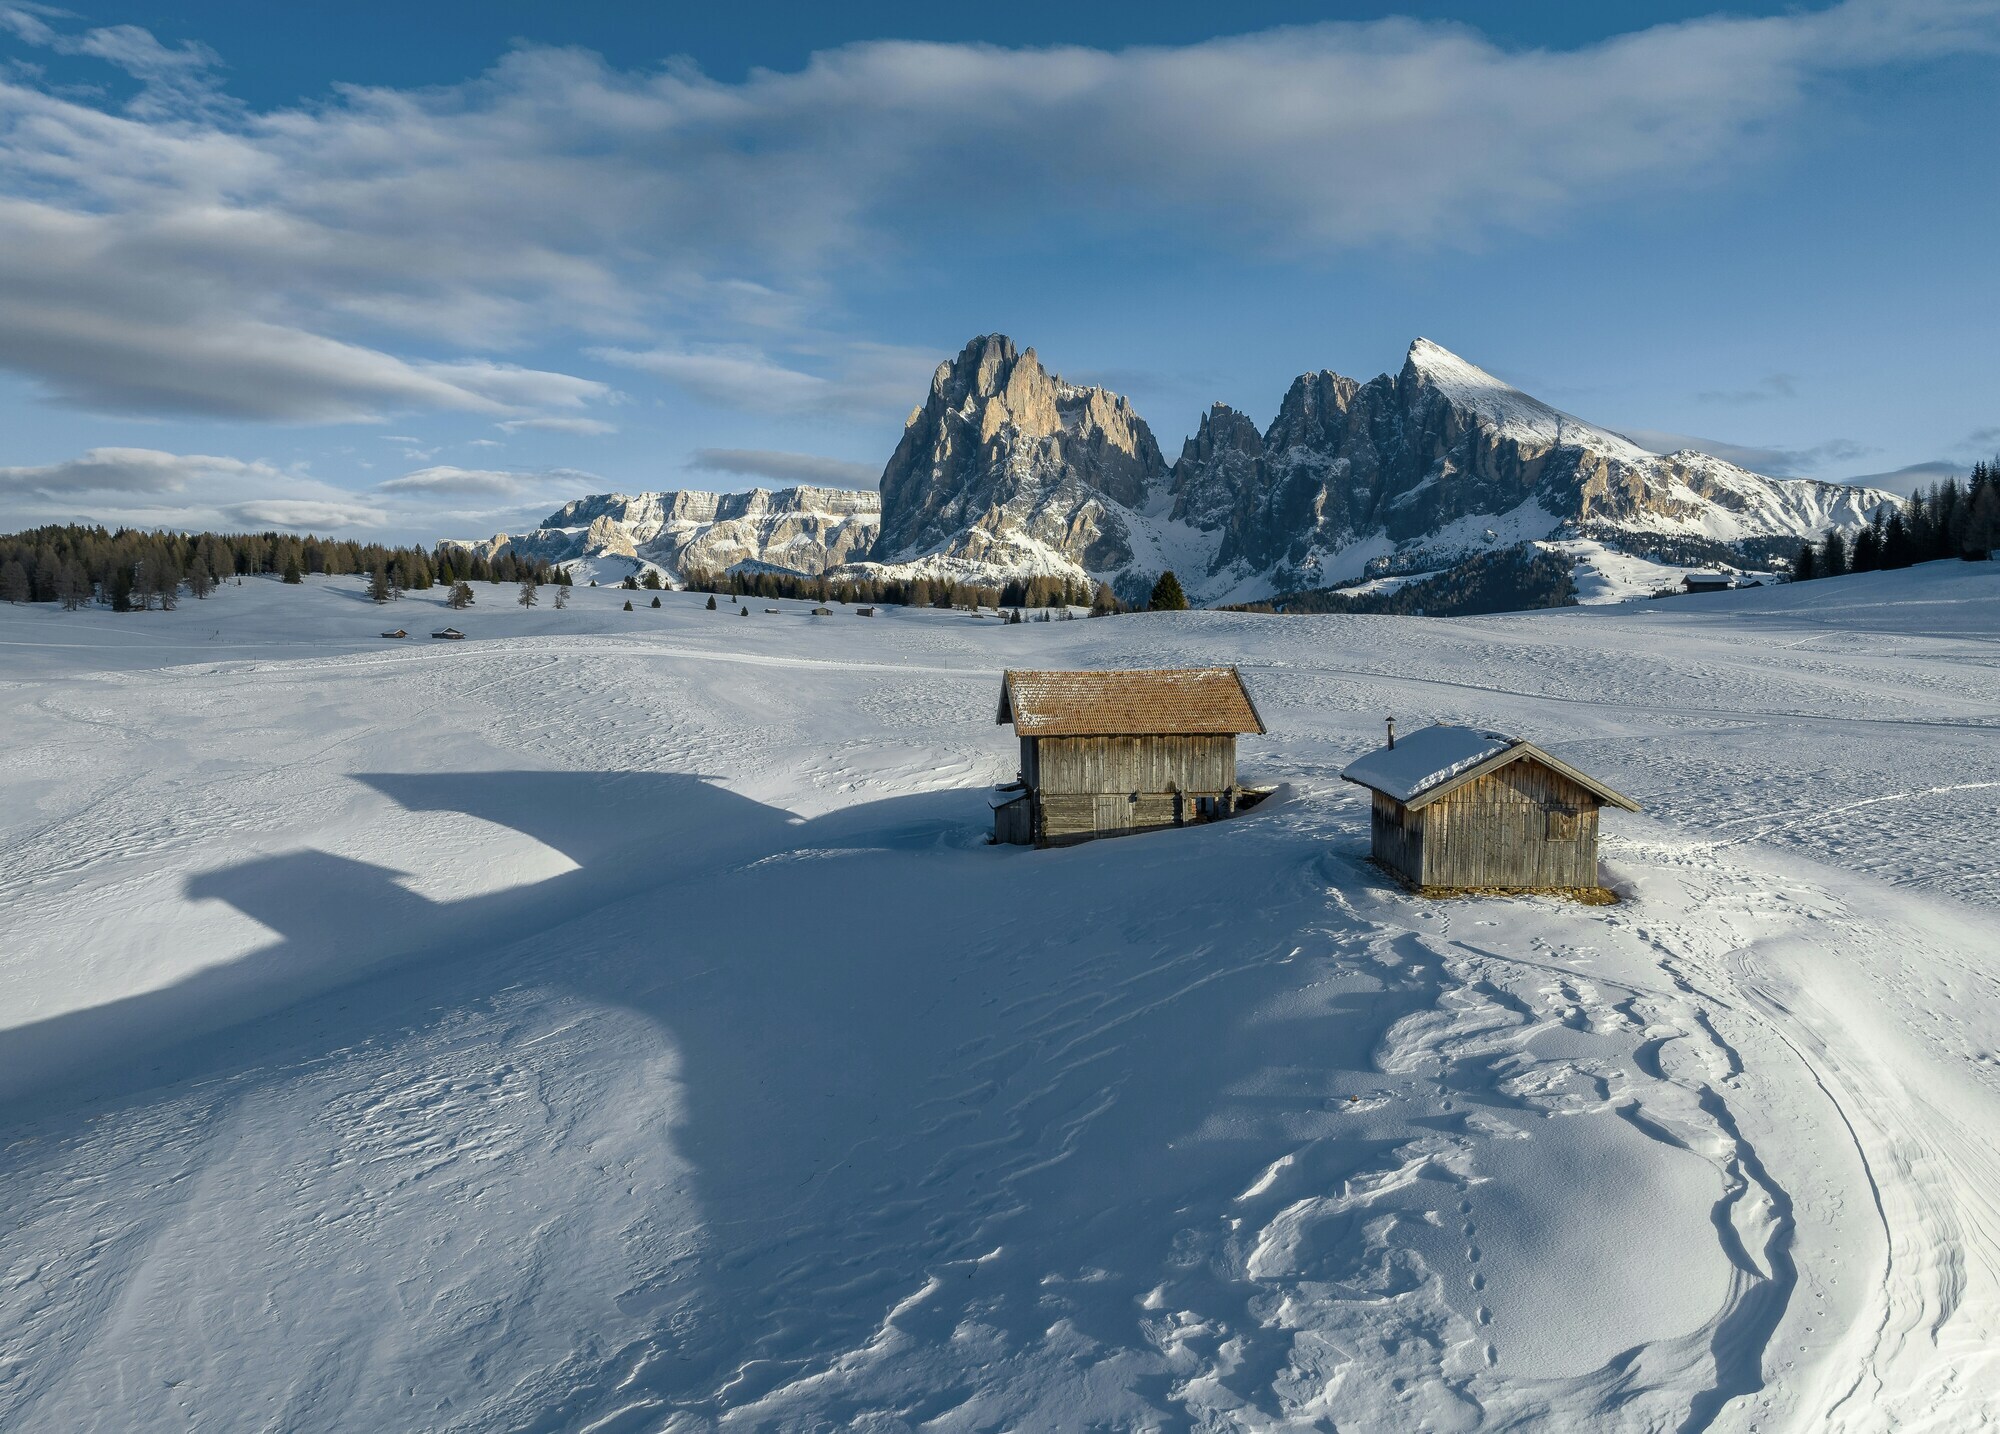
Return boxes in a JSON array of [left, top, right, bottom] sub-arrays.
[[0, 1, 1994, 425], [375, 463, 601, 503], [498, 416, 619, 436], [593, 341, 937, 418], [688, 447, 879, 488], [224, 498, 388, 529], [0, 446, 283, 495], [377, 465, 532, 497]]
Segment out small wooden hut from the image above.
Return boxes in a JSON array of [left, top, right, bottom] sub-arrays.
[[1341, 723, 1639, 898], [992, 668, 1265, 847]]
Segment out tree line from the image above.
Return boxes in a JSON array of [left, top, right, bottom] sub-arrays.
[[1792, 467, 1998, 581], [0, 525, 558, 611], [673, 564, 1123, 612]]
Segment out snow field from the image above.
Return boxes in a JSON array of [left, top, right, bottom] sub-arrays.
[[0, 565, 1995, 1430]]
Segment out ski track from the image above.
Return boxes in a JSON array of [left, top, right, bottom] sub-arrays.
[[0, 567, 1995, 1431]]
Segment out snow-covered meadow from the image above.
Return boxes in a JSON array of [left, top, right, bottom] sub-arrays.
[[1, 567, 1996, 1431]]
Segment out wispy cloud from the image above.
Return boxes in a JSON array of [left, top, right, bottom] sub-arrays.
[[1622, 429, 1875, 476], [498, 416, 619, 436], [0, 446, 283, 495], [4, 1, 1994, 426], [1694, 373, 1799, 405], [224, 498, 388, 529], [688, 447, 879, 488], [593, 342, 936, 418]]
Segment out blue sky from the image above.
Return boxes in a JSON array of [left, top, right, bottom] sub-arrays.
[[1, 0, 1996, 540]]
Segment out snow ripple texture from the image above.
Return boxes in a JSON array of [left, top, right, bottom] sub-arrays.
[[0, 563, 1995, 1431]]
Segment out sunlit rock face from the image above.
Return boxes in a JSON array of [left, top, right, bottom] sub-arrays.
[[873, 334, 1169, 575], [484, 487, 882, 580]]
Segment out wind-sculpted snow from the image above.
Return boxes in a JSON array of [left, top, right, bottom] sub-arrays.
[[0, 563, 1995, 1430]]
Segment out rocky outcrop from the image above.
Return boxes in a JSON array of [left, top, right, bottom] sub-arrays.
[[485, 486, 880, 580], [872, 335, 1167, 575]]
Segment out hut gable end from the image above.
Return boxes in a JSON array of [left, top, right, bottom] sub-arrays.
[[1341, 722, 1640, 898]]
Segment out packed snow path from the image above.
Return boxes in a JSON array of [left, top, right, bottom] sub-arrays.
[[0, 566, 1995, 1431]]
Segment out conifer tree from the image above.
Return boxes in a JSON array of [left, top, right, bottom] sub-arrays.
[[623, 599, 633, 611], [281, 554, 304, 584], [650, 594, 661, 608], [1819, 529, 1849, 577], [447, 581, 475, 609], [1149, 571, 1189, 611], [370, 565, 393, 603], [0, 560, 26, 603], [1791, 542, 1817, 582], [706, 594, 717, 611], [518, 578, 538, 608], [553, 587, 568, 609]]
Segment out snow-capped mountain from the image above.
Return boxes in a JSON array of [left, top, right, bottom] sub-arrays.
[[477, 487, 879, 584], [1174, 338, 1894, 595], [479, 335, 1897, 604]]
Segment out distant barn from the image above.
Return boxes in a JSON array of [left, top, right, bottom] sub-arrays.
[[992, 668, 1266, 847], [1341, 724, 1639, 898], [1682, 573, 1734, 594]]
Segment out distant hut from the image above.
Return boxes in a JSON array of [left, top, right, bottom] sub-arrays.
[[1341, 723, 1639, 899], [992, 668, 1266, 847], [811, 606, 833, 616], [380, 628, 408, 639], [1682, 573, 1734, 594], [430, 626, 466, 640], [855, 607, 876, 617]]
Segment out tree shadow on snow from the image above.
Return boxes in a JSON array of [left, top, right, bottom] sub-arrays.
[[0, 767, 1411, 1416]]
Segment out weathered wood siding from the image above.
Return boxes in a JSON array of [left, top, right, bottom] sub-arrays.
[[1025, 734, 1238, 846], [1417, 760, 1603, 889], [992, 796, 1033, 846], [1031, 735, 1235, 795], [1370, 791, 1424, 884]]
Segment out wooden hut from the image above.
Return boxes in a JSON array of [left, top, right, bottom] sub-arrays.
[[1341, 723, 1639, 898], [992, 668, 1265, 847]]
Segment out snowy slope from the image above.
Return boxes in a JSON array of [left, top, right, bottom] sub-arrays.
[[1, 563, 1996, 1430]]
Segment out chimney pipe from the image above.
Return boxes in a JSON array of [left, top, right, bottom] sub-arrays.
[[1386, 716, 1396, 750]]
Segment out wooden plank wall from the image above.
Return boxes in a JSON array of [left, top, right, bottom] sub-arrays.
[[1025, 734, 1239, 845], [1419, 761, 1602, 889], [1370, 791, 1424, 883], [1031, 735, 1236, 796], [992, 798, 1033, 845]]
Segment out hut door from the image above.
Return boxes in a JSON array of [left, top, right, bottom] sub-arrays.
[[1093, 794, 1132, 832]]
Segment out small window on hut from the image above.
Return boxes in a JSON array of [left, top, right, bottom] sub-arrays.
[[1545, 805, 1582, 840]]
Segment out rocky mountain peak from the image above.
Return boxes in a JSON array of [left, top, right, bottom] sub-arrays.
[[1169, 403, 1266, 532], [872, 333, 1166, 571]]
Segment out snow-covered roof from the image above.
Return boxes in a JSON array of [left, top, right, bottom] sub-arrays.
[[1341, 723, 1641, 812], [997, 668, 1266, 737], [1341, 725, 1517, 803], [987, 786, 1029, 809]]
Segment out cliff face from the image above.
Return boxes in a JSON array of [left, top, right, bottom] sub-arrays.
[[487, 487, 881, 581], [872, 335, 1167, 575]]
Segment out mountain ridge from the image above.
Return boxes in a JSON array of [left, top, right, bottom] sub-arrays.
[[474, 335, 1897, 604]]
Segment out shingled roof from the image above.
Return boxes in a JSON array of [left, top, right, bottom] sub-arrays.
[[996, 668, 1266, 737]]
